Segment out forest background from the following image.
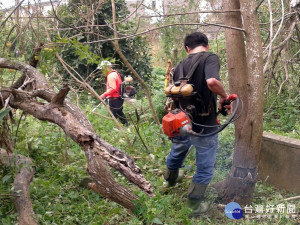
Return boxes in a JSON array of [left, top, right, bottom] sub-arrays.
[[0, 0, 299, 224]]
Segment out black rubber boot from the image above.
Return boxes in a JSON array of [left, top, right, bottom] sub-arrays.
[[187, 182, 211, 218], [163, 168, 179, 187]]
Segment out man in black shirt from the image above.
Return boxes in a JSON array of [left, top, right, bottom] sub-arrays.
[[164, 32, 231, 217]]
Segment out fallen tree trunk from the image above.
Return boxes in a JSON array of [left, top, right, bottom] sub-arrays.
[[0, 149, 37, 225], [0, 58, 154, 212]]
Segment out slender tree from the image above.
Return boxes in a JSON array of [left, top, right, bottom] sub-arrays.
[[213, 0, 264, 204]]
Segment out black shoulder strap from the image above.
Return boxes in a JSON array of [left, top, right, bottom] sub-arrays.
[[177, 62, 184, 80], [186, 52, 211, 80], [177, 52, 211, 81]]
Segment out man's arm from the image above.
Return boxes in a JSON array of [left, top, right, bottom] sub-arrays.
[[206, 78, 230, 110]]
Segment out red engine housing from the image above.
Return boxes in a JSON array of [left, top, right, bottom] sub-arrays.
[[162, 109, 191, 137]]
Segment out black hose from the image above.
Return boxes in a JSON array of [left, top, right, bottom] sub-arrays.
[[188, 98, 242, 137]]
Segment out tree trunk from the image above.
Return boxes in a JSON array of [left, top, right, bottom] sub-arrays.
[[0, 149, 37, 225], [0, 58, 154, 212], [213, 0, 264, 205]]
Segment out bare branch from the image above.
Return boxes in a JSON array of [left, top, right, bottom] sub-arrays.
[[1, 24, 16, 57], [28, 43, 44, 68], [85, 22, 245, 44], [256, 0, 266, 12], [263, 0, 285, 53], [0, 0, 26, 28], [115, 0, 146, 24], [285, 195, 300, 201], [263, 0, 273, 74], [49, 0, 94, 34], [50, 84, 70, 107], [272, 16, 297, 51]]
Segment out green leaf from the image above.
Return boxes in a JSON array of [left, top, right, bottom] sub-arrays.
[[0, 108, 11, 121], [68, 191, 79, 199], [2, 175, 11, 184], [151, 218, 163, 224]]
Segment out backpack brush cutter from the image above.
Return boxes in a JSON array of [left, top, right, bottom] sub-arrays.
[[162, 94, 243, 137]]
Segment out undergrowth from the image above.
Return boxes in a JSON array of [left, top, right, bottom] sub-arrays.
[[0, 86, 299, 224]]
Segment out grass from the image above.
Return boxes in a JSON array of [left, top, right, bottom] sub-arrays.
[[0, 98, 299, 225]]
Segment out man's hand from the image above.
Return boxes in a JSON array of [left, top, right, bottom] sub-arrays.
[[218, 96, 232, 114]]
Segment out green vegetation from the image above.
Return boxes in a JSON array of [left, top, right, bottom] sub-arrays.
[[1, 0, 299, 224], [1, 70, 299, 224]]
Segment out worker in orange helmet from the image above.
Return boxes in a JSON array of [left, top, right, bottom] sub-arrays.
[[99, 61, 128, 126]]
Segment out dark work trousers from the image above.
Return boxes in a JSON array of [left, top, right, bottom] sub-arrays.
[[108, 97, 128, 126]]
